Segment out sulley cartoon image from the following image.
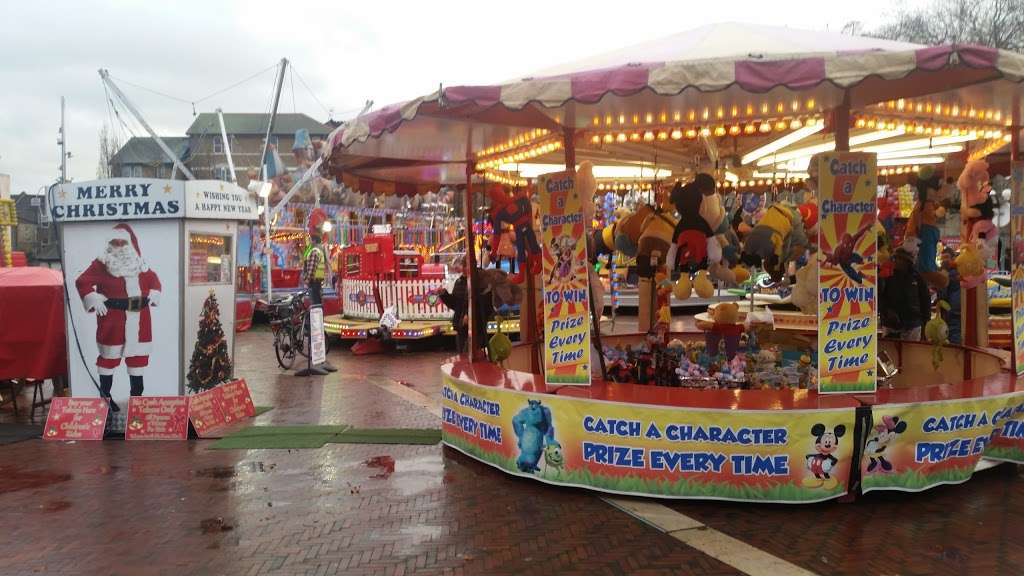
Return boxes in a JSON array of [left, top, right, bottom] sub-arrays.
[[804, 423, 846, 489], [512, 399, 559, 473], [864, 415, 908, 472]]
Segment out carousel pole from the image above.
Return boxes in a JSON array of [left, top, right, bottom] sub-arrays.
[[563, 127, 608, 381], [464, 160, 482, 360], [835, 92, 851, 152], [1010, 92, 1020, 374]]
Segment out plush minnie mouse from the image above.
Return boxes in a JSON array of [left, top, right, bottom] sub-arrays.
[[957, 160, 998, 286]]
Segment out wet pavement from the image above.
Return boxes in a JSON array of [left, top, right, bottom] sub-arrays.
[[0, 327, 1021, 575]]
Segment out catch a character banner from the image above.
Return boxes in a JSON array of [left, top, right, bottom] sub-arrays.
[[538, 171, 591, 385], [862, 392, 1024, 492], [1011, 162, 1024, 375], [816, 152, 878, 394], [441, 375, 857, 503]]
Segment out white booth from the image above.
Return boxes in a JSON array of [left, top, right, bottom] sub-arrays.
[[52, 179, 258, 412]]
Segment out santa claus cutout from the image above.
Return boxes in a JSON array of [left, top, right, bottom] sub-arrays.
[[75, 223, 162, 411]]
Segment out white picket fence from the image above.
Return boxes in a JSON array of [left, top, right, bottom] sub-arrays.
[[341, 277, 453, 321]]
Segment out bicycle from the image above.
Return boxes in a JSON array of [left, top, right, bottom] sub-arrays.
[[267, 290, 330, 369]]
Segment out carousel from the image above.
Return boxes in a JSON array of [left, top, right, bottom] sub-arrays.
[[320, 23, 1024, 503]]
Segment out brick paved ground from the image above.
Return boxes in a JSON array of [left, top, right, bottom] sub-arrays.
[[1, 326, 1021, 575]]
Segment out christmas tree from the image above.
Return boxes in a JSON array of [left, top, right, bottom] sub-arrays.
[[187, 291, 233, 393]]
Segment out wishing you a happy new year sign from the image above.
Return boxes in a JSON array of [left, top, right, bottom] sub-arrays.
[[816, 153, 878, 394]]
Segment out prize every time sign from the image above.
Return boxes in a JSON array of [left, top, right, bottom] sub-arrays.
[[54, 179, 257, 222]]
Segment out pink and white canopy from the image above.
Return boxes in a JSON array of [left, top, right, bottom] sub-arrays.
[[324, 23, 1024, 184]]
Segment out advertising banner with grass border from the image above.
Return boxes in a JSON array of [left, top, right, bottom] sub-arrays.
[[983, 395, 1024, 464], [817, 153, 877, 394], [441, 374, 856, 503], [861, 392, 1024, 493], [537, 171, 591, 385]]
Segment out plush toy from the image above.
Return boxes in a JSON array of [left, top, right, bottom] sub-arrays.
[[706, 302, 744, 359], [673, 273, 692, 300], [614, 204, 654, 257], [487, 316, 512, 363], [925, 301, 950, 370], [576, 162, 605, 314], [740, 203, 809, 282], [906, 167, 948, 289], [668, 176, 716, 269], [637, 205, 679, 278], [955, 243, 986, 286], [693, 269, 714, 299], [488, 185, 541, 284], [790, 258, 818, 315], [958, 160, 998, 263], [512, 399, 557, 473]]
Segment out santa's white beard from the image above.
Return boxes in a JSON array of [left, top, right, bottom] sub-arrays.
[[100, 244, 145, 277]]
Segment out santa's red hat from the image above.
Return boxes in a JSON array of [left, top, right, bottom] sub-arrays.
[[109, 223, 148, 270]]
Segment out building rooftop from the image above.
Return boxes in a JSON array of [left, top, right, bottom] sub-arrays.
[[110, 136, 191, 166], [186, 113, 332, 137]]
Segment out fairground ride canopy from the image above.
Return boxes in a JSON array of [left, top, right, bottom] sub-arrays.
[[321, 22, 1024, 188]]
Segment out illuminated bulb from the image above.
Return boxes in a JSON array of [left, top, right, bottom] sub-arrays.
[[759, 122, 771, 133], [716, 107, 724, 119], [688, 110, 696, 121], [761, 103, 769, 114], [744, 124, 756, 135], [728, 125, 741, 136], [896, 99, 905, 110], [731, 106, 738, 117], [618, 114, 625, 124], [951, 105, 960, 117], [738, 181, 746, 188], [702, 108, 709, 120], [968, 108, 977, 118], [855, 118, 867, 128], [657, 131, 669, 141], [925, 103, 933, 113], [745, 104, 754, 116], [714, 126, 727, 137], [700, 127, 711, 137], [914, 125, 925, 134], [645, 113, 653, 123], [866, 119, 877, 129], [670, 129, 683, 140], [603, 133, 614, 143], [685, 128, 698, 139], [806, 98, 816, 110], [643, 131, 655, 142], [629, 132, 641, 142], [1004, 133, 1013, 142], [774, 120, 787, 131], [912, 165, 920, 171], [605, 115, 613, 126], [660, 112, 667, 122]]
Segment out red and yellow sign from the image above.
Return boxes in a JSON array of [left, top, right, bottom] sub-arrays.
[[43, 398, 108, 441], [817, 153, 878, 393], [187, 379, 256, 438], [125, 396, 189, 440], [862, 392, 1024, 492], [441, 374, 856, 503], [538, 171, 591, 385]]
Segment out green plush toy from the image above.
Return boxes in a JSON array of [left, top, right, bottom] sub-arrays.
[[924, 301, 950, 370], [488, 316, 512, 363]]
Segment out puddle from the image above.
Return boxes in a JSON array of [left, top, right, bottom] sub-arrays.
[[40, 500, 72, 513], [193, 466, 237, 479], [0, 467, 72, 495], [364, 455, 395, 479], [199, 517, 234, 534]]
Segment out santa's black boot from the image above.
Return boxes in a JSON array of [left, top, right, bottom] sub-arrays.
[[129, 375, 144, 397], [100, 375, 120, 412]]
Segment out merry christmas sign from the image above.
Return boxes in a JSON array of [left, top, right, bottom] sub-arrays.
[[43, 398, 109, 441], [538, 171, 591, 385], [816, 153, 878, 394], [125, 396, 189, 440]]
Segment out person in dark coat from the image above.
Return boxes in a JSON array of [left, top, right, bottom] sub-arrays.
[[937, 247, 961, 344], [438, 257, 493, 354], [880, 247, 931, 341]]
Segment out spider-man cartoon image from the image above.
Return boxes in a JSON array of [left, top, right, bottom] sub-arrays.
[[822, 223, 872, 284]]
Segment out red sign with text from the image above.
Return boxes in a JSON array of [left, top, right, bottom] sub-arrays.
[[125, 397, 189, 440], [188, 380, 255, 437], [217, 379, 255, 424], [43, 398, 109, 441]]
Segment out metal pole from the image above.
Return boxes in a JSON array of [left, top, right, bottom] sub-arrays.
[[259, 58, 288, 181], [98, 69, 194, 180], [216, 108, 237, 183], [464, 162, 480, 359], [835, 91, 851, 152], [1011, 92, 1020, 373], [264, 196, 273, 302], [59, 97, 67, 184]]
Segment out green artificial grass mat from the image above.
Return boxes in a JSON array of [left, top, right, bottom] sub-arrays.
[[226, 424, 348, 436], [254, 406, 273, 416], [209, 433, 335, 450], [331, 428, 441, 445]]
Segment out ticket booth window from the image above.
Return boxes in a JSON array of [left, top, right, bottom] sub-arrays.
[[189, 233, 233, 284]]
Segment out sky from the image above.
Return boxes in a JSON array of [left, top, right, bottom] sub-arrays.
[[0, 0, 921, 195]]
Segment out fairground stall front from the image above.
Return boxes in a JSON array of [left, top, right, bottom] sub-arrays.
[[322, 23, 1024, 502]]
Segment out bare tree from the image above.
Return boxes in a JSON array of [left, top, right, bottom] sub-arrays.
[[96, 125, 121, 178], [841, 21, 865, 36], [871, 0, 1024, 51]]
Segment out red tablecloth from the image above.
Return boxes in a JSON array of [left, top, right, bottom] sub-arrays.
[[0, 267, 67, 379]]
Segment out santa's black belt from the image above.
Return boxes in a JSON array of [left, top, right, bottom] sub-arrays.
[[105, 297, 150, 311]]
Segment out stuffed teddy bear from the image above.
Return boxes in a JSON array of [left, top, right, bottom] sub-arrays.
[[958, 160, 998, 261], [906, 167, 948, 289], [614, 204, 654, 257], [790, 257, 818, 315], [706, 301, 744, 359], [488, 184, 542, 284], [740, 203, 809, 282]]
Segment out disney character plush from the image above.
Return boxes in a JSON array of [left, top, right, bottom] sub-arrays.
[[790, 257, 817, 315], [488, 185, 542, 284], [906, 167, 948, 289], [577, 162, 605, 314], [668, 176, 716, 270], [705, 301, 744, 359], [741, 203, 809, 282], [957, 160, 998, 286], [637, 204, 679, 278], [613, 204, 654, 257], [925, 301, 951, 370], [955, 243, 986, 285], [512, 399, 558, 473]]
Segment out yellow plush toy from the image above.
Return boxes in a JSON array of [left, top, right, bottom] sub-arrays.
[[956, 243, 986, 282], [711, 301, 741, 324], [693, 269, 714, 299], [673, 274, 692, 300]]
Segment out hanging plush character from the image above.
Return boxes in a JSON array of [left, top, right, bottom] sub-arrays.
[[740, 203, 808, 282], [668, 176, 715, 272], [576, 162, 605, 312], [488, 184, 541, 284], [958, 160, 998, 280], [906, 167, 948, 289], [613, 204, 654, 257]]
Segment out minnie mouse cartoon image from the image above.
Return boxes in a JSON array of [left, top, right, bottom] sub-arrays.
[[864, 415, 908, 472], [548, 235, 576, 283], [804, 423, 846, 489]]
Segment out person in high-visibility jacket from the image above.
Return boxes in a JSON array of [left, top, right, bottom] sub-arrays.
[[301, 234, 330, 305]]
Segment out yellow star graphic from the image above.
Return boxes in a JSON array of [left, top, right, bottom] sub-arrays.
[[163, 184, 172, 194], [58, 187, 67, 200]]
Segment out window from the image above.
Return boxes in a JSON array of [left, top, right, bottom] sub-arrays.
[[188, 233, 233, 285], [132, 165, 142, 177], [345, 254, 360, 277], [213, 139, 223, 154], [120, 164, 134, 178], [158, 165, 170, 179], [213, 164, 232, 182]]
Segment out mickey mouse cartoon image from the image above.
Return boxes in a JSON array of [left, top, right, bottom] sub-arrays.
[[804, 423, 846, 489], [864, 415, 907, 472], [548, 235, 576, 283]]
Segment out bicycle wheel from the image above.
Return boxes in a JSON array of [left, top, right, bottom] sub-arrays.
[[296, 323, 309, 357], [274, 329, 296, 369]]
